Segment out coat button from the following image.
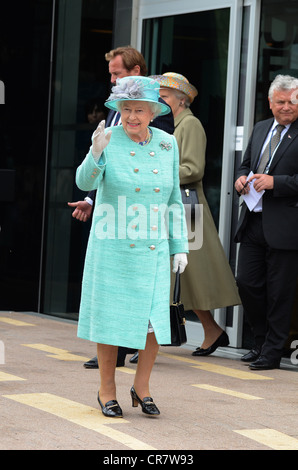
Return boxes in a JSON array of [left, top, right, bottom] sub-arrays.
[[154, 188, 160, 192], [149, 245, 156, 250], [135, 187, 141, 192]]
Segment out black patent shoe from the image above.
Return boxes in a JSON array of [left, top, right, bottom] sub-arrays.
[[84, 354, 126, 369], [84, 356, 98, 369], [129, 352, 139, 364], [97, 393, 123, 418], [249, 355, 280, 371], [192, 331, 229, 357], [130, 386, 160, 416], [241, 347, 261, 363]]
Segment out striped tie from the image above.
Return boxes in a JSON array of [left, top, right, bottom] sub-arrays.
[[257, 124, 285, 173], [113, 112, 121, 126]]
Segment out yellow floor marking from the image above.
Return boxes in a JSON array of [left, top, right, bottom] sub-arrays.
[[22, 343, 136, 371], [235, 428, 298, 450], [192, 362, 272, 380], [193, 384, 263, 400], [0, 317, 35, 327], [116, 366, 136, 375], [0, 371, 26, 382], [159, 351, 200, 365], [22, 344, 90, 361], [4, 393, 156, 451], [159, 351, 272, 380]]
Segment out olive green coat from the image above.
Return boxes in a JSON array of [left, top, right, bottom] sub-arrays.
[[171, 108, 241, 310]]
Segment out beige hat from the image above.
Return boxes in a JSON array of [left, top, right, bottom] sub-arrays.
[[150, 72, 198, 103]]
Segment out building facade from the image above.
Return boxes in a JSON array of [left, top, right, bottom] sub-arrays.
[[0, 0, 297, 351]]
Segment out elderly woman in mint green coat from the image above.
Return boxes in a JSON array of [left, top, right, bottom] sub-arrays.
[[76, 76, 188, 418]]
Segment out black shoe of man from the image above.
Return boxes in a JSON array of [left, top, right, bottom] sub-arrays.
[[83, 348, 138, 369]]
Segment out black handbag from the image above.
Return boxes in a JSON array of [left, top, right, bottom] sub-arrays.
[[162, 269, 187, 347], [180, 185, 199, 219]]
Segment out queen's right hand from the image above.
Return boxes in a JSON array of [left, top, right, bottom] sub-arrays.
[[91, 120, 112, 161]]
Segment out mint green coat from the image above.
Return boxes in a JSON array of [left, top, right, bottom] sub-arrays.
[[76, 125, 188, 349]]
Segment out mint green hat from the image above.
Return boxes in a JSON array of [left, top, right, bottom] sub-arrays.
[[105, 76, 171, 116]]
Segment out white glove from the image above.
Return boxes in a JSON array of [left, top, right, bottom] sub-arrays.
[[91, 120, 112, 162], [172, 253, 188, 274]]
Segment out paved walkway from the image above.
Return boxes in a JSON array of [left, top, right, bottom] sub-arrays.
[[1, 310, 298, 453]]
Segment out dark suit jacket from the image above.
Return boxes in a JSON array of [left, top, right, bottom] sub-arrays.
[[87, 98, 174, 202], [234, 117, 298, 250]]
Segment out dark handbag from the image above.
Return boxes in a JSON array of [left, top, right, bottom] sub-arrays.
[[180, 185, 199, 219], [162, 269, 187, 346]]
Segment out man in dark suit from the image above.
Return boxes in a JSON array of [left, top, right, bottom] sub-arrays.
[[234, 74, 298, 370], [68, 46, 174, 369]]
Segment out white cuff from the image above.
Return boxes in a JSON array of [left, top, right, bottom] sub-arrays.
[[84, 196, 93, 206]]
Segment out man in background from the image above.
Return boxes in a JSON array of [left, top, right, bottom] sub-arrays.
[[234, 74, 298, 370]]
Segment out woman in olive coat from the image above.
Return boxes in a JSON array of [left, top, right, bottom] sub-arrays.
[[154, 73, 241, 356]]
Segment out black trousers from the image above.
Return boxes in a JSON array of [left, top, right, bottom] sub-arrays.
[[237, 212, 298, 361]]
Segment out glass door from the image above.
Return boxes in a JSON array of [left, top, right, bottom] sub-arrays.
[[136, 0, 252, 348], [41, 0, 114, 318]]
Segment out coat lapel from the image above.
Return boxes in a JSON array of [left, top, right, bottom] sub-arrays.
[[252, 119, 273, 171], [106, 110, 116, 127], [269, 119, 298, 173]]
